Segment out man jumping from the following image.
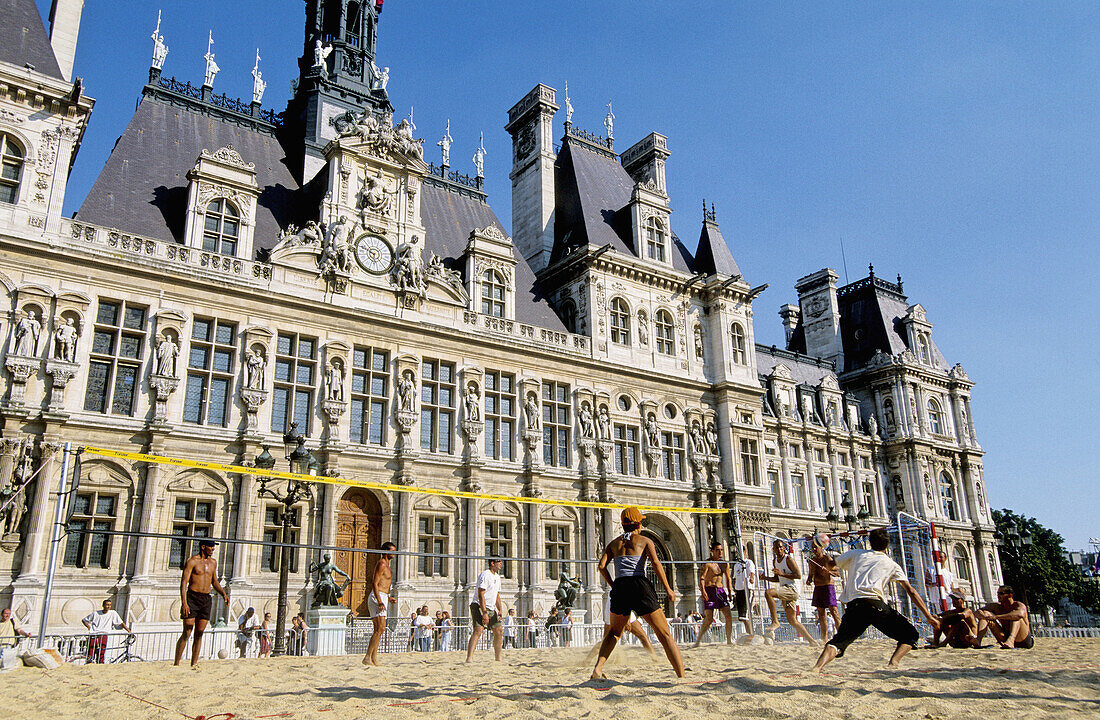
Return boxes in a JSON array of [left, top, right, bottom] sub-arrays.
[[762, 539, 817, 644]]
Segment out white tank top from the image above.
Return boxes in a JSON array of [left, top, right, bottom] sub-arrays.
[[774, 555, 796, 586]]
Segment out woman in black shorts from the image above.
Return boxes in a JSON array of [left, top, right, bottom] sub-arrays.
[[591, 507, 685, 679]]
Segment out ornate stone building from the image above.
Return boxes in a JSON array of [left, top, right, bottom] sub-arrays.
[[0, 1, 997, 630]]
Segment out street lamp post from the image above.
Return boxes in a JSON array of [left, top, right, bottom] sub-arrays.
[[825, 507, 840, 533], [994, 516, 1032, 600], [255, 421, 316, 657], [841, 492, 857, 532]]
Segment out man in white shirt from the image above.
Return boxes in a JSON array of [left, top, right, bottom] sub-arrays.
[[502, 608, 517, 648], [236, 607, 261, 657], [811, 528, 940, 673], [730, 547, 758, 638], [82, 598, 132, 663], [465, 557, 504, 662], [413, 606, 435, 652]]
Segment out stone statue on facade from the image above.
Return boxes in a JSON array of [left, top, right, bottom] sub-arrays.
[[644, 413, 661, 449], [203, 31, 219, 88], [393, 235, 425, 294], [319, 215, 353, 279], [524, 392, 540, 430], [801, 396, 815, 423], [465, 382, 481, 422], [426, 253, 463, 292], [552, 568, 582, 612], [637, 309, 648, 345], [437, 120, 453, 166], [279, 220, 324, 248], [689, 420, 706, 455], [597, 405, 611, 441], [154, 333, 179, 377], [579, 401, 595, 439], [3, 446, 33, 536], [473, 134, 486, 179], [245, 348, 265, 390], [52, 317, 78, 363], [150, 10, 168, 71], [308, 553, 351, 608], [694, 325, 704, 360], [313, 38, 332, 71], [884, 402, 896, 430], [251, 49, 266, 104], [394, 118, 422, 159], [705, 422, 719, 456], [867, 414, 878, 437], [359, 169, 395, 219], [12, 309, 40, 357], [326, 360, 344, 402], [397, 369, 416, 413]]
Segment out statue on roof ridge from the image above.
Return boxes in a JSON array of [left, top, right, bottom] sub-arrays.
[[151, 10, 168, 71], [251, 49, 266, 104], [604, 101, 614, 140], [438, 120, 453, 167], [203, 31, 219, 88]]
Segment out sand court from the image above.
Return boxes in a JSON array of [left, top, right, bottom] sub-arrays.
[[2, 639, 1098, 719]]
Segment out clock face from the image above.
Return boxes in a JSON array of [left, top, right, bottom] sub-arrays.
[[354, 234, 393, 275]]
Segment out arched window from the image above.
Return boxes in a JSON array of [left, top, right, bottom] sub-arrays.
[[917, 334, 930, 364], [927, 398, 944, 435], [0, 134, 25, 205], [654, 309, 675, 355], [559, 300, 577, 333], [940, 472, 958, 521], [609, 298, 630, 345], [645, 217, 666, 262], [202, 199, 240, 256], [953, 544, 971, 584], [481, 270, 506, 317], [730, 322, 746, 364]]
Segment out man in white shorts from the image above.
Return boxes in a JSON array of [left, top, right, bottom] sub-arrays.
[[363, 542, 397, 666], [730, 547, 758, 638], [466, 557, 505, 662]]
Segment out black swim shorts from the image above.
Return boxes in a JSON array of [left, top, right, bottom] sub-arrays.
[[186, 590, 213, 621], [609, 576, 661, 618], [827, 597, 919, 657]]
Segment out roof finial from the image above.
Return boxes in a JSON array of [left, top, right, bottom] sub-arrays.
[[896, 274, 903, 292], [438, 119, 453, 167], [604, 100, 615, 141], [150, 10, 168, 72], [202, 31, 219, 89], [406, 106, 416, 132], [564, 82, 574, 126], [473, 132, 486, 179], [251, 49, 266, 104], [868, 262, 875, 278]]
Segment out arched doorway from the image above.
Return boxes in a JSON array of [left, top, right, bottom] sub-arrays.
[[335, 490, 383, 617], [641, 530, 674, 616]]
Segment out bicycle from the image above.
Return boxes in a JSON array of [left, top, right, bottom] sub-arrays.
[[109, 633, 143, 663]]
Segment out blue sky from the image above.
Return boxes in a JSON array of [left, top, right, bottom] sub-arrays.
[[42, 1, 1097, 549]]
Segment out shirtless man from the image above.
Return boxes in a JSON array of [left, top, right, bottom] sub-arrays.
[[976, 585, 1032, 649], [807, 534, 841, 641], [761, 539, 817, 644], [694, 542, 735, 646], [930, 590, 979, 648], [363, 541, 397, 666], [174, 539, 229, 667]]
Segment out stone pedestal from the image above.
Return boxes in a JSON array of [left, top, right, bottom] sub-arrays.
[[306, 606, 350, 657]]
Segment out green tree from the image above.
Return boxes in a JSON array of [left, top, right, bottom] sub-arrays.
[[992, 509, 1100, 613]]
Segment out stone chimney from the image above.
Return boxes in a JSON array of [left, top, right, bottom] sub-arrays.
[[794, 269, 844, 370], [48, 0, 85, 82], [505, 84, 558, 274], [620, 132, 669, 194], [779, 304, 800, 345]]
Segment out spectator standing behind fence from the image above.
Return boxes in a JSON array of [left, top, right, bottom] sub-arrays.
[[258, 612, 272, 657], [526, 611, 539, 648], [413, 606, 434, 651], [545, 608, 560, 646], [82, 598, 131, 664], [503, 608, 517, 648], [440, 611, 453, 651], [433, 611, 444, 650], [406, 611, 417, 651], [562, 608, 573, 647], [288, 614, 309, 656], [1, 607, 32, 649], [236, 607, 261, 658]]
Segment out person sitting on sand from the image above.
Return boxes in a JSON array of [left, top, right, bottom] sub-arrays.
[[975, 585, 1032, 649], [591, 507, 685, 680], [811, 528, 940, 673], [694, 541, 735, 647], [761, 539, 817, 645], [930, 590, 978, 648]]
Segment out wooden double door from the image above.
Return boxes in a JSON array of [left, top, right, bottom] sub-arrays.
[[335, 490, 383, 617]]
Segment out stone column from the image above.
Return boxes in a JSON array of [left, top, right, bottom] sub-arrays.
[[18, 440, 58, 578], [776, 430, 793, 508], [131, 461, 163, 582], [231, 472, 257, 584]]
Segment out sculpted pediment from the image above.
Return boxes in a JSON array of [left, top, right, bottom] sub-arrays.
[[414, 494, 458, 512], [165, 470, 230, 496]]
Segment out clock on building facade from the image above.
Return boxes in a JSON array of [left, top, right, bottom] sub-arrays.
[[354, 234, 394, 275]]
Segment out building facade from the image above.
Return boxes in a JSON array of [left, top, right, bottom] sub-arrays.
[[0, 1, 998, 631]]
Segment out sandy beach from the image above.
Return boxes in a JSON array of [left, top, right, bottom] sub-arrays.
[[3, 638, 1098, 720]]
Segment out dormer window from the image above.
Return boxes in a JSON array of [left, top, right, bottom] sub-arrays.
[[927, 398, 944, 435], [645, 217, 666, 262], [0, 134, 25, 205], [481, 269, 506, 317], [655, 309, 675, 355], [202, 199, 240, 256], [610, 298, 631, 345]]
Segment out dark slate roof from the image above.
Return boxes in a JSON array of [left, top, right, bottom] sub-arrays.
[[552, 138, 694, 274], [694, 218, 740, 277], [0, 0, 62, 79], [76, 93, 303, 254], [410, 183, 568, 332], [756, 344, 838, 386], [836, 277, 949, 370]]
